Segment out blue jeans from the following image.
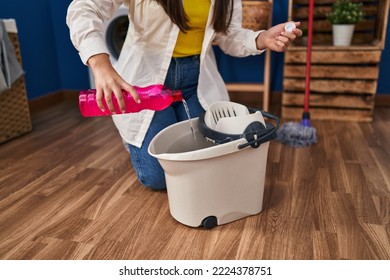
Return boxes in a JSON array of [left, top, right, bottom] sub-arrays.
[[128, 55, 205, 190]]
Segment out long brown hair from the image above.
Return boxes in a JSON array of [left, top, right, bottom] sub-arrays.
[[154, 0, 234, 33]]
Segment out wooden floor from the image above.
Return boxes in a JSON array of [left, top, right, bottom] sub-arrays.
[[0, 100, 389, 260]]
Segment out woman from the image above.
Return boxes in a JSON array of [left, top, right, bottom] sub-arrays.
[[67, 0, 301, 190]]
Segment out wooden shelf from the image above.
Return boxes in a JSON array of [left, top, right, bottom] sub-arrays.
[[225, 0, 273, 111], [226, 83, 265, 93], [282, 0, 389, 122], [289, 43, 383, 51]]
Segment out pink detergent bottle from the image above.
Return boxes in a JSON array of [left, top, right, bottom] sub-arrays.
[[79, 84, 183, 117]]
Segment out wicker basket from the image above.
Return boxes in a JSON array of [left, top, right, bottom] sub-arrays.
[[0, 30, 32, 144], [242, 1, 271, 31]]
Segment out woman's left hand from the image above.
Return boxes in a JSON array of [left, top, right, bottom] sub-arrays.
[[256, 21, 302, 52]]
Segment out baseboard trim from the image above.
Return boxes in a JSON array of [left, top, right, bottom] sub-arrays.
[[29, 90, 390, 115], [29, 90, 79, 114], [375, 94, 390, 107]]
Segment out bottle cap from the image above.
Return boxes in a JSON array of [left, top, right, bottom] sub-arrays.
[[172, 90, 183, 102], [284, 22, 296, 32]]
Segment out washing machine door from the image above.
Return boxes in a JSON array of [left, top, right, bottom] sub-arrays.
[[105, 13, 129, 60]]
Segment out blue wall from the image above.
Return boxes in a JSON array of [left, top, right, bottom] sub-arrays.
[[0, 0, 88, 99], [0, 0, 389, 100]]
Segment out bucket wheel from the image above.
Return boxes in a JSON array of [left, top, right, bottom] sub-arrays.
[[202, 216, 218, 229]]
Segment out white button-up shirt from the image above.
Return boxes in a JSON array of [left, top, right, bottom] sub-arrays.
[[67, 0, 264, 147]]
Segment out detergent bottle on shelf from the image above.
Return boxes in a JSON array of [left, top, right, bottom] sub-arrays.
[[79, 84, 183, 117]]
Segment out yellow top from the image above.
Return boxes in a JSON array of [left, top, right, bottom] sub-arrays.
[[172, 0, 211, 57]]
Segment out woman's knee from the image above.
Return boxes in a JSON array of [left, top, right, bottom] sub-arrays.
[[138, 169, 166, 190], [128, 146, 167, 190]]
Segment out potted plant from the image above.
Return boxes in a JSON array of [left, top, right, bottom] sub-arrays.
[[327, 0, 364, 46]]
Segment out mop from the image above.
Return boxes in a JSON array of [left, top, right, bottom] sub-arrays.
[[277, 0, 317, 148]]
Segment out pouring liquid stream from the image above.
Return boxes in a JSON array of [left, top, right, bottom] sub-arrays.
[[181, 99, 198, 148]]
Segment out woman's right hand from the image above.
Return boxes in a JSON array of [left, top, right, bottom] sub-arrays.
[[87, 53, 139, 113]]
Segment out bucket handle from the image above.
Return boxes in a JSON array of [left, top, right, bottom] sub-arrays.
[[237, 109, 280, 149], [198, 109, 280, 149]]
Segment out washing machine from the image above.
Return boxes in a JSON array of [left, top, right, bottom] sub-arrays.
[[89, 5, 129, 87]]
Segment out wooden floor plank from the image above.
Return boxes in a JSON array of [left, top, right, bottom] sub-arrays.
[[0, 100, 389, 260]]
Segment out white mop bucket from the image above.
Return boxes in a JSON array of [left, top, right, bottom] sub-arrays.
[[148, 101, 279, 228]]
